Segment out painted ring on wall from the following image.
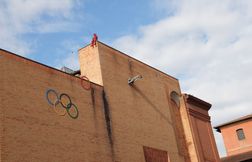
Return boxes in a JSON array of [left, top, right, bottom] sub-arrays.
[[53, 100, 66, 116], [80, 76, 91, 90], [45, 89, 79, 119], [66, 103, 79, 119], [46, 89, 59, 106], [59, 93, 72, 109]]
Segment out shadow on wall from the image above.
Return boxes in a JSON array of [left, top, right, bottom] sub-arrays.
[[131, 85, 172, 125]]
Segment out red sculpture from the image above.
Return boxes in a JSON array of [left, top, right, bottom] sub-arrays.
[[90, 33, 98, 47]]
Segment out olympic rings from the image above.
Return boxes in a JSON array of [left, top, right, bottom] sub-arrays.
[[46, 89, 59, 106], [53, 100, 66, 116], [80, 76, 91, 90], [45, 89, 79, 119], [59, 93, 72, 109], [66, 103, 79, 119]]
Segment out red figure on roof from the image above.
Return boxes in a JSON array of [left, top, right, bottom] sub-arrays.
[[90, 33, 98, 47]]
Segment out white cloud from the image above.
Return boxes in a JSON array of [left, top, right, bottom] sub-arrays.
[[0, 0, 78, 55], [113, 0, 252, 157]]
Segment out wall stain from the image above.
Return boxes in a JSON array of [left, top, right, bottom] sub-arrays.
[[91, 87, 95, 108], [102, 90, 113, 145], [102, 90, 116, 161], [90, 87, 103, 161], [132, 85, 172, 125]]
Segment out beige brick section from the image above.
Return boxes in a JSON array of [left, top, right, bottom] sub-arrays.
[[79, 45, 103, 85]]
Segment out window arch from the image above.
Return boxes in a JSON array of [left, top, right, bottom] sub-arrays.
[[236, 128, 245, 140], [170, 91, 180, 107]]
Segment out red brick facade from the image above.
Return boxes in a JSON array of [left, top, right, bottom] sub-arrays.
[[215, 115, 252, 161]]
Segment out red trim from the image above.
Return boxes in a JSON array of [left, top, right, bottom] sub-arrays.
[[80, 76, 91, 90]]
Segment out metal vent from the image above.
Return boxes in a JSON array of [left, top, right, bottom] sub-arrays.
[[61, 66, 75, 74]]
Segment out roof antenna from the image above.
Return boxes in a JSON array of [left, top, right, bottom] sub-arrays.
[[128, 75, 143, 85], [90, 33, 98, 47]]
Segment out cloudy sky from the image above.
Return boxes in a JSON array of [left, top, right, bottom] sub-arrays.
[[1, 0, 252, 157]]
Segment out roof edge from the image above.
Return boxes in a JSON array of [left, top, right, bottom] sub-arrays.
[[184, 93, 212, 111], [78, 41, 178, 81], [0, 48, 103, 88], [98, 41, 178, 81], [214, 114, 252, 133]]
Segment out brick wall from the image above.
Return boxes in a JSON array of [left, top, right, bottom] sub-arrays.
[[221, 119, 252, 156], [79, 42, 188, 162], [0, 49, 113, 162], [0, 41, 219, 162]]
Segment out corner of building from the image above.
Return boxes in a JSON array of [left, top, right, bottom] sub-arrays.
[[182, 94, 220, 162], [78, 42, 104, 86]]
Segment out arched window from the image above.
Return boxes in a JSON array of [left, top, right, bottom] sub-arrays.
[[236, 129, 245, 140]]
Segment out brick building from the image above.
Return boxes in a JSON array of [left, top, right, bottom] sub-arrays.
[[215, 115, 252, 162], [0, 41, 220, 162]]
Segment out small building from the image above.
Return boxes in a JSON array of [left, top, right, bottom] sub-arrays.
[[0, 41, 220, 162], [215, 114, 252, 161]]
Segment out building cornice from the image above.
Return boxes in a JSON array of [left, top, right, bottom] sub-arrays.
[[184, 94, 212, 111]]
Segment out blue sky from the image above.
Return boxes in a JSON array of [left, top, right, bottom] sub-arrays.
[[1, 0, 252, 157], [1, 0, 169, 68]]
